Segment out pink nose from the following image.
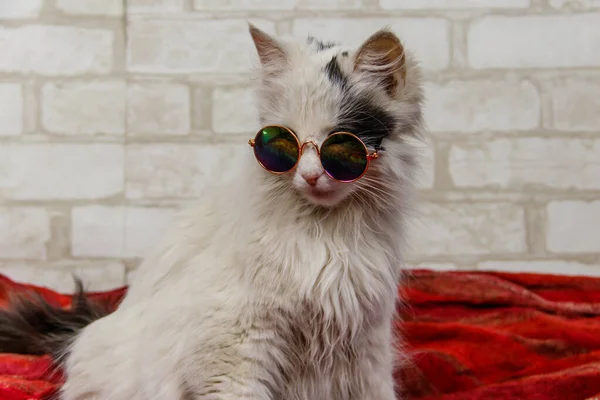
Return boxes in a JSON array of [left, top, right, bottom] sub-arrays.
[[302, 173, 321, 186]]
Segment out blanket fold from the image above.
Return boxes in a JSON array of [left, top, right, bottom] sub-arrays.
[[1, 270, 600, 399]]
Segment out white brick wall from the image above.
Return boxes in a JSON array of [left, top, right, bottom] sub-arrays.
[[42, 81, 126, 135], [213, 86, 257, 134], [411, 203, 527, 256], [126, 0, 186, 13], [546, 201, 600, 253], [0, 208, 50, 260], [71, 206, 177, 258], [1, 1, 599, 292], [127, 82, 190, 135], [468, 14, 600, 69], [0, 0, 44, 19], [0, 83, 23, 135], [380, 0, 531, 9], [449, 138, 600, 190], [425, 80, 540, 132], [127, 19, 276, 74], [194, 0, 297, 10], [1, 144, 123, 200], [55, 0, 123, 16], [546, 77, 600, 131], [0, 26, 114, 76], [125, 144, 246, 199]]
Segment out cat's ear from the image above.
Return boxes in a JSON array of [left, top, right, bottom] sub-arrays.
[[354, 29, 406, 97], [248, 23, 287, 75]]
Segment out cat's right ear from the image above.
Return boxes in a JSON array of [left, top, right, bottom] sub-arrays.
[[248, 23, 287, 76], [354, 29, 406, 97]]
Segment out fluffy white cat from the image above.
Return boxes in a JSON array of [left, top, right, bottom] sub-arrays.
[[0, 24, 424, 400]]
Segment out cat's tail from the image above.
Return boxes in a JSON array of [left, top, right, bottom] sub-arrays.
[[0, 279, 111, 361]]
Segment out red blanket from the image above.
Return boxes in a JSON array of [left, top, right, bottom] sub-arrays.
[[1, 270, 600, 400]]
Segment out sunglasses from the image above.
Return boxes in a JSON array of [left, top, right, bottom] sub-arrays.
[[248, 125, 379, 183]]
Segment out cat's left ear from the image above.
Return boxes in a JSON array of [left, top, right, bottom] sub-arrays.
[[354, 29, 406, 97], [248, 23, 287, 76]]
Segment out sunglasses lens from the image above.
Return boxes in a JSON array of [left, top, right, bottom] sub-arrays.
[[253, 126, 299, 173], [320, 134, 369, 182]]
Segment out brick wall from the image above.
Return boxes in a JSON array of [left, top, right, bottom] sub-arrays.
[[1, 0, 599, 292]]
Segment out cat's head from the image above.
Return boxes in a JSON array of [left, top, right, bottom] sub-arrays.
[[248, 25, 423, 209]]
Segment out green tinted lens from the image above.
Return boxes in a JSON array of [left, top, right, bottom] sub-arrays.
[[253, 126, 299, 173], [320, 133, 369, 182]]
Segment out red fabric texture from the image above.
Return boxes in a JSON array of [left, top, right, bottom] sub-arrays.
[[1, 270, 600, 400]]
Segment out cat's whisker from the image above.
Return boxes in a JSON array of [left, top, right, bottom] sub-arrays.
[[355, 182, 399, 207]]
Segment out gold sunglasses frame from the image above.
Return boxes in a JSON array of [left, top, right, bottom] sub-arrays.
[[248, 125, 379, 183]]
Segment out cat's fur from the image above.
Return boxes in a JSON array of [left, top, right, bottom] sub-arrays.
[[0, 25, 424, 399]]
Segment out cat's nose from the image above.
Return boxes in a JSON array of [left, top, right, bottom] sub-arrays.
[[302, 173, 322, 186]]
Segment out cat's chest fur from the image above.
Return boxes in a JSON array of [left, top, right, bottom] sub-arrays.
[[243, 208, 401, 341], [235, 214, 401, 396]]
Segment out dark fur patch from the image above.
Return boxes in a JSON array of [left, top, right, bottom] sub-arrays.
[[323, 55, 395, 150], [0, 279, 110, 360], [341, 51, 348, 57], [335, 93, 395, 151], [307, 36, 336, 52], [324, 56, 348, 89]]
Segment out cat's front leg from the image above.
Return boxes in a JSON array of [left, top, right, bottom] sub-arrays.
[[188, 377, 275, 400], [357, 324, 400, 400], [360, 366, 398, 400], [184, 337, 281, 400], [186, 364, 276, 400]]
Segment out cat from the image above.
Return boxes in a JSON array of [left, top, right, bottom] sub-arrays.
[[0, 24, 424, 399]]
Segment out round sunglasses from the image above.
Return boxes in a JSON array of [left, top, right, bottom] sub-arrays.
[[248, 125, 379, 183]]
